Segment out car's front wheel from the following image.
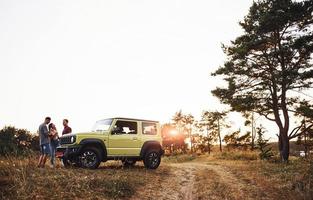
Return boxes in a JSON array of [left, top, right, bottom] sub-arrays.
[[61, 157, 80, 167], [143, 150, 161, 169], [79, 147, 101, 169]]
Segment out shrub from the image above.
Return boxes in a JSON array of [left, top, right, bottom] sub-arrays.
[[256, 127, 273, 160], [0, 126, 38, 156]]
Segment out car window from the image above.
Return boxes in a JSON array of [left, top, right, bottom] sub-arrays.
[[92, 119, 112, 132], [142, 122, 157, 135], [113, 120, 137, 135]]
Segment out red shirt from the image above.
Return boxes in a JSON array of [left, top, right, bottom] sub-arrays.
[[62, 126, 72, 135]]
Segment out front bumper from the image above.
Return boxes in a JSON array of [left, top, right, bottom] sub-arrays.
[[56, 145, 81, 159]]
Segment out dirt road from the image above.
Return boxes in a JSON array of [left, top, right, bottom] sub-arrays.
[[132, 159, 278, 200], [152, 162, 253, 200]]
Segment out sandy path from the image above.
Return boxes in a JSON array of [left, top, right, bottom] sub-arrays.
[[134, 161, 252, 200]]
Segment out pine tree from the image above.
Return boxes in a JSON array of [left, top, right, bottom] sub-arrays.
[[257, 127, 273, 160], [212, 0, 313, 161]]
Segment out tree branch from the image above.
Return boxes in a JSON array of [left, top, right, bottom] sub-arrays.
[[289, 123, 313, 139]]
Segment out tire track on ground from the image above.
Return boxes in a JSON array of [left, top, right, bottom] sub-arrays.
[[133, 161, 254, 200]]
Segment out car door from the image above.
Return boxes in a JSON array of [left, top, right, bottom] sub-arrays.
[[108, 120, 142, 156]]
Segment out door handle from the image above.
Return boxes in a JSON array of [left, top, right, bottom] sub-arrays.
[[132, 137, 138, 140]]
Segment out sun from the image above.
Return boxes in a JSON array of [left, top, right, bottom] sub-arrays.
[[169, 129, 178, 136]]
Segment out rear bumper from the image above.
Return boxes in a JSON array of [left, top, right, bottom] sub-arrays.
[[160, 148, 165, 156]]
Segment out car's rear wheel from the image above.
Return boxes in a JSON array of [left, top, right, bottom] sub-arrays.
[[144, 149, 161, 169], [122, 159, 136, 167], [79, 147, 101, 169]]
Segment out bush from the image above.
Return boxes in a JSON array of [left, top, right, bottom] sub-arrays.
[[256, 127, 273, 160], [0, 126, 38, 156]]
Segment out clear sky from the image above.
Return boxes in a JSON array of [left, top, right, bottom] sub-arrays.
[[1, 0, 261, 135]]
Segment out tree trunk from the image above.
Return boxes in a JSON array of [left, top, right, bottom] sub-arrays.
[[218, 118, 222, 152], [251, 113, 255, 150], [190, 129, 193, 153], [280, 129, 289, 162], [207, 127, 210, 155]]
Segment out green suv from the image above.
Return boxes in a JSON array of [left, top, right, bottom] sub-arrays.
[[56, 117, 164, 169]]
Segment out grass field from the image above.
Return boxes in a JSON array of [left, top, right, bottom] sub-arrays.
[[0, 152, 312, 200]]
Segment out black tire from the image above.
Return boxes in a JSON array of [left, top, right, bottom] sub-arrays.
[[61, 157, 80, 167], [78, 147, 101, 169], [61, 158, 71, 167], [143, 149, 161, 169], [122, 159, 136, 167]]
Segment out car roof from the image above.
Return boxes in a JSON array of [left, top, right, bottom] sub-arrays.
[[112, 117, 159, 123]]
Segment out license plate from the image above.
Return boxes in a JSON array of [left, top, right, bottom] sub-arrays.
[[56, 151, 64, 158]]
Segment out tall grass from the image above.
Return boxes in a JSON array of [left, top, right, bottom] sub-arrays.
[[213, 150, 258, 161], [163, 154, 197, 163], [0, 156, 169, 200]]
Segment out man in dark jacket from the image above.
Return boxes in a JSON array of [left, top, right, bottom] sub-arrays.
[[37, 117, 51, 168]]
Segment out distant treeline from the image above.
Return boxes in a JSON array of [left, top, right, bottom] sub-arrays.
[[0, 126, 39, 156]]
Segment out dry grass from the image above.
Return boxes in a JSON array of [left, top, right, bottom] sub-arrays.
[[213, 150, 259, 161], [163, 154, 197, 163], [202, 155, 313, 199], [1, 152, 312, 200], [0, 156, 170, 200], [194, 168, 237, 200]]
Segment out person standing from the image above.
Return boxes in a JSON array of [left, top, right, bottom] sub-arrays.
[[48, 123, 59, 168], [62, 119, 72, 135], [37, 117, 51, 168]]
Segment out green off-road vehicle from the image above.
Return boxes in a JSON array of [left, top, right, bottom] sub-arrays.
[[56, 117, 164, 169]]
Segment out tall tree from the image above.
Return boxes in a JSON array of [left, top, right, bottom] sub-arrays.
[[200, 111, 219, 154], [243, 112, 258, 150], [183, 114, 195, 153], [172, 111, 195, 152], [172, 110, 185, 135], [212, 0, 313, 161], [202, 111, 228, 152]]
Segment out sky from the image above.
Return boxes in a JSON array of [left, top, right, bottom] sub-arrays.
[[0, 0, 274, 137]]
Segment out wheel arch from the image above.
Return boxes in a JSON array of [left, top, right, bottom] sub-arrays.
[[79, 139, 107, 161], [140, 141, 163, 158]]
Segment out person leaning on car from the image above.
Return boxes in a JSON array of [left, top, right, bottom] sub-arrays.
[[62, 119, 72, 135]]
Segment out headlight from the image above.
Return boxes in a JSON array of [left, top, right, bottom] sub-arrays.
[[70, 136, 75, 143]]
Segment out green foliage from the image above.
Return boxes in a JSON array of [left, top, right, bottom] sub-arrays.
[[224, 130, 251, 150], [201, 111, 228, 152], [211, 0, 313, 161], [257, 127, 274, 160], [172, 110, 195, 135], [0, 126, 38, 156]]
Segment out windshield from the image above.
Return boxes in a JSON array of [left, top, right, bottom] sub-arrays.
[[92, 119, 112, 132]]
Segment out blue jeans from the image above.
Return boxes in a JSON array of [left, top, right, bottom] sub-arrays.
[[50, 139, 59, 166], [40, 143, 50, 155]]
